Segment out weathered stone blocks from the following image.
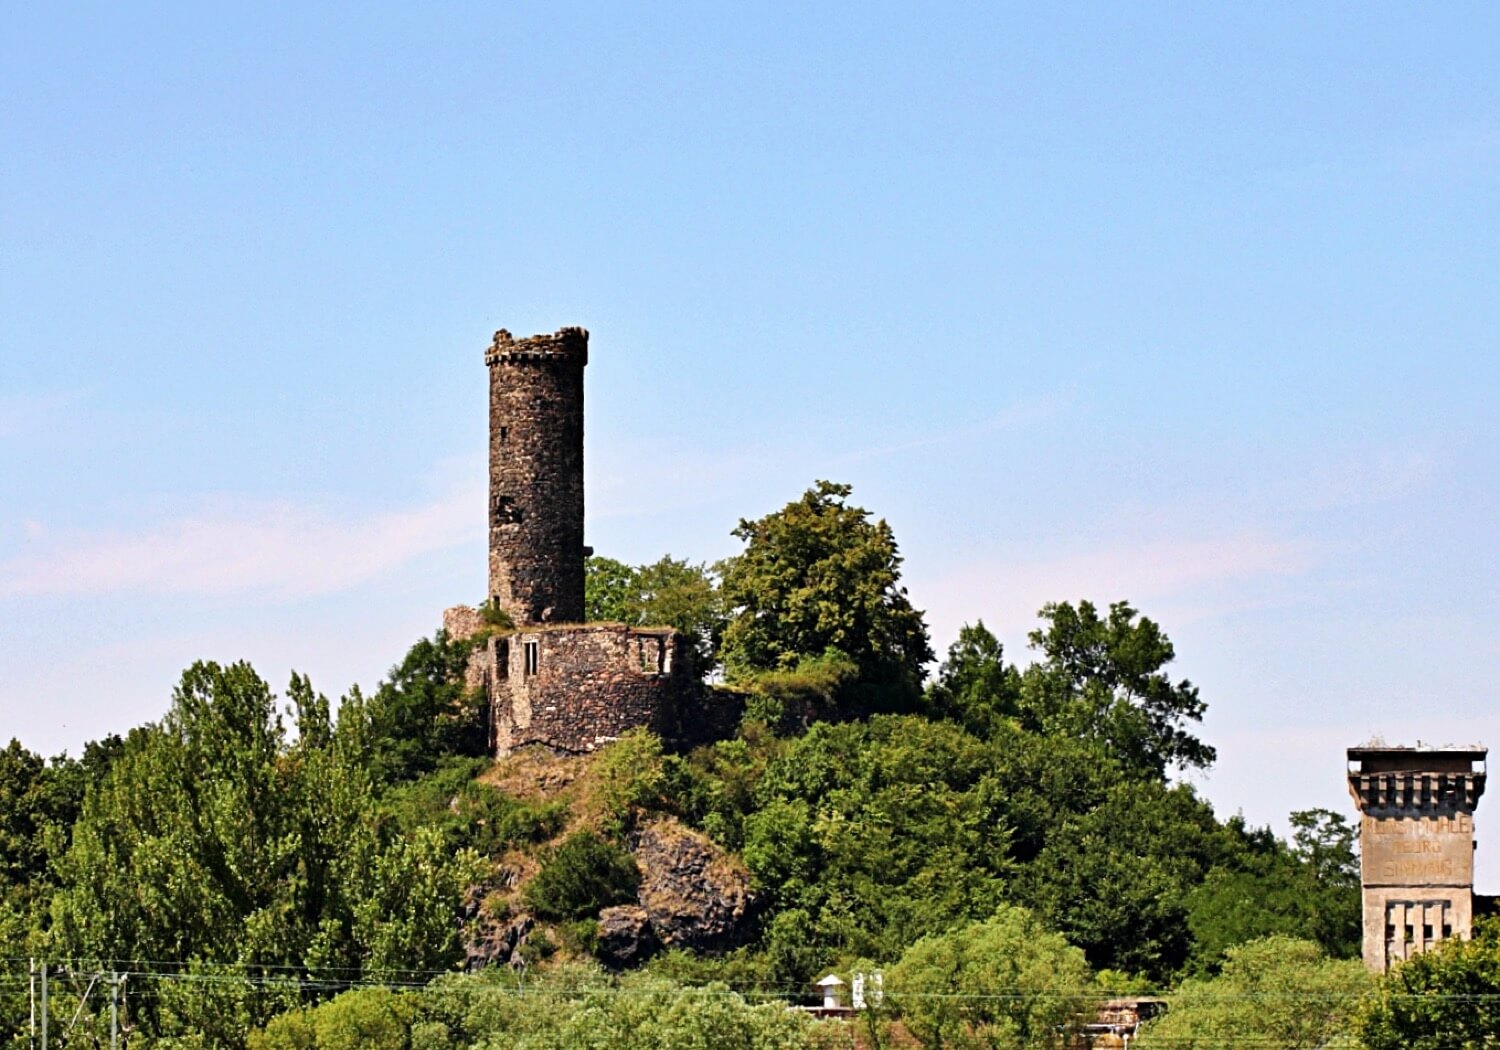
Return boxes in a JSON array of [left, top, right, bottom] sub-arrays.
[[1347, 745, 1488, 972], [487, 327, 589, 626]]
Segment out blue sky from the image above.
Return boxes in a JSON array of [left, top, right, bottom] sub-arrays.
[[3, 4, 1498, 878]]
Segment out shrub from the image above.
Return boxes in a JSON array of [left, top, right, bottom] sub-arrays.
[[523, 831, 640, 921]]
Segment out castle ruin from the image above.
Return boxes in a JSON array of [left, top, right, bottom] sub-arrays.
[[1347, 745, 1487, 972], [484, 326, 588, 625], [446, 326, 731, 755]]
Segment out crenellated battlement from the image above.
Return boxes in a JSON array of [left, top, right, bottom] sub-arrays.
[[486, 327, 590, 367], [1348, 770, 1487, 815]]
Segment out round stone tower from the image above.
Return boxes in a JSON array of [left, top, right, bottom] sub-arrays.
[[485, 326, 589, 624]]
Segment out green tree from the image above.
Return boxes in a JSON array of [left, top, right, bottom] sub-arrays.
[[586, 555, 726, 666], [1183, 808, 1361, 972], [363, 632, 486, 785], [0, 739, 52, 889], [630, 555, 727, 666], [585, 555, 638, 622], [1288, 807, 1361, 956], [1359, 917, 1500, 1050], [889, 904, 1094, 1050], [51, 660, 480, 1043], [523, 831, 641, 921], [1016, 779, 1219, 980], [53, 662, 299, 969], [743, 716, 1014, 970], [312, 987, 414, 1050], [718, 481, 933, 698], [1137, 935, 1371, 1049], [924, 621, 1022, 737], [1022, 600, 1214, 778], [253, 966, 827, 1050]]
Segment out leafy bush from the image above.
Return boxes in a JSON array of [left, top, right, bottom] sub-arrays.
[[740, 650, 859, 729], [253, 967, 831, 1050], [582, 729, 670, 835], [1359, 918, 1500, 1050], [523, 831, 640, 921], [890, 904, 1095, 1050], [478, 599, 514, 630], [362, 634, 487, 784], [1137, 936, 1371, 1049], [379, 757, 565, 856]]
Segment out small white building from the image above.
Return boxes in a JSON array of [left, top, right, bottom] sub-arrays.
[[814, 974, 847, 1011]]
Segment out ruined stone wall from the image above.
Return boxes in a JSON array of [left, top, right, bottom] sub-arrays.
[[443, 605, 485, 641], [489, 624, 704, 754], [445, 322, 742, 758], [486, 327, 588, 625]]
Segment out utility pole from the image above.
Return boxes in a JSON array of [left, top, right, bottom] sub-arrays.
[[28, 958, 36, 1050], [39, 962, 47, 1050], [110, 971, 120, 1050]]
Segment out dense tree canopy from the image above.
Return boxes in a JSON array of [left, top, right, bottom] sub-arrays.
[[890, 904, 1095, 1050], [0, 480, 1402, 1048], [1024, 599, 1215, 777], [1359, 917, 1500, 1050], [1183, 808, 1361, 972], [585, 554, 727, 666], [1136, 936, 1371, 1049], [251, 966, 827, 1050], [48, 658, 483, 1043], [718, 481, 933, 693]]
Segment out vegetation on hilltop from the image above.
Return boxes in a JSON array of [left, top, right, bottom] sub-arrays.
[[0, 480, 1465, 1049]]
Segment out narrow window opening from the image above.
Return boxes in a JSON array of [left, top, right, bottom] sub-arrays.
[[523, 639, 539, 676], [500, 426, 509, 444], [1444, 924, 1454, 938], [637, 637, 663, 674], [1385, 924, 1396, 942], [1423, 924, 1434, 940], [493, 495, 523, 525]]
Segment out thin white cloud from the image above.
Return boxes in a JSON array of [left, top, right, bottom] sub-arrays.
[[588, 388, 1077, 524], [0, 388, 92, 439], [1308, 447, 1437, 510], [0, 479, 482, 600], [918, 532, 1312, 647], [829, 388, 1078, 467]]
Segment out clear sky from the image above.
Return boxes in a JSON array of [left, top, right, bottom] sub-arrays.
[[3, 4, 1497, 880]]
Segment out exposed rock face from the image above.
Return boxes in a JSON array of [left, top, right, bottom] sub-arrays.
[[633, 819, 756, 953], [459, 879, 535, 971], [597, 905, 658, 969]]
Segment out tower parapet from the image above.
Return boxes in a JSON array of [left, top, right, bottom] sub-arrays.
[[486, 326, 589, 625], [485, 327, 590, 367], [1347, 745, 1487, 972]]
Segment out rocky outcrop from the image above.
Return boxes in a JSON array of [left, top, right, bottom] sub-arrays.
[[632, 819, 756, 954], [597, 905, 658, 968], [459, 878, 535, 970]]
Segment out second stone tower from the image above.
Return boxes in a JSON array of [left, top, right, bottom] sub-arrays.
[[486, 326, 589, 624]]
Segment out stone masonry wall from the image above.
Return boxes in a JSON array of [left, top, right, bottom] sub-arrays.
[[1348, 747, 1488, 972], [445, 323, 742, 758], [486, 327, 588, 624], [493, 624, 701, 754]]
